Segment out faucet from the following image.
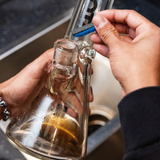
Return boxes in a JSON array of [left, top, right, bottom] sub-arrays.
[[66, 0, 115, 43]]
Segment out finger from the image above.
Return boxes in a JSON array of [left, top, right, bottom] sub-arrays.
[[120, 35, 133, 42], [89, 66, 93, 75], [93, 43, 109, 58], [24, 48, 54, 79], [89, 87, 94, 102], [17, 48, 54, 90], [91, 25, 135, 44], [2, 48, 54, 88], [72, 71, 93, 103], [77, 58, 93, 76], [3, 49, 54, 107], [90, 33, 104, 44], [64, 92, 83, 115], [97, 9, 152, 36], [23, 73, 49, 107], [93, 15, 121, 50], [112, 23, 136, 39], [73, 74, 85, 101], [11, 75, 48, 116], [65, 105, 77, 118], [77, 58, 85, 75]]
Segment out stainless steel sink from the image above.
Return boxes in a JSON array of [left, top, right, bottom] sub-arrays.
[[0, 13, 124, 160]]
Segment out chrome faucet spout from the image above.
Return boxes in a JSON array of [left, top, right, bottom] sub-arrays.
[[66, 0, 115, 42]]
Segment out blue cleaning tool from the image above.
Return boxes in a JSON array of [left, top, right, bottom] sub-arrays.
[[72, 0, 114, 38], [72, 23, 96, 38]]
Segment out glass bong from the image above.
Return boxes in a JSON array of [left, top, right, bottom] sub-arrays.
[[6, 0, 114, 159]]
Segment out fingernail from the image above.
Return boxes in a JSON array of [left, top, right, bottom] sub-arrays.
[[93, 15, 107, 29], [90, 87, 93, 94]]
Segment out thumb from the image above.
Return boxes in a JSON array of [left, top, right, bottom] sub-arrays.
[[93, 15, 120, 48], [24, 48, 54, 79]]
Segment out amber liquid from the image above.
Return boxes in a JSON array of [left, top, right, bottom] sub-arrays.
[[40, 114, 82, 157], [19, 113, 82, 158]]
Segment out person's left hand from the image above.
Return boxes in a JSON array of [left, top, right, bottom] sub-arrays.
[[0, 49, 54, 117]]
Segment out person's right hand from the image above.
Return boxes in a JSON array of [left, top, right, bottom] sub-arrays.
[[90, 10, 160, 97]]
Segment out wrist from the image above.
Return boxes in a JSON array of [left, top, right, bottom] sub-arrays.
[[123, 74, 160, 94], [0, 84, 12, 121], [0, 92, 11, 121], [0, 106, 3, 120]]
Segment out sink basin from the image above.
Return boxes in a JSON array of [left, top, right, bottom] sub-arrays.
[[0, 14, 124, 160], [91, 53, 121, 113]]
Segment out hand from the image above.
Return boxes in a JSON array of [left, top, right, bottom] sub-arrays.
[[91, 10, 160, 97], [0, 49, 54, 118], [0, 48, 93, 119]]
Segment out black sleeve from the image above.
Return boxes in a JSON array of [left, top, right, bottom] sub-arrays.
[[118, 87, 160, 160]]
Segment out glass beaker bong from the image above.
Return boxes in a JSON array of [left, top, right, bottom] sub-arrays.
[[6, 0, 114, 159]]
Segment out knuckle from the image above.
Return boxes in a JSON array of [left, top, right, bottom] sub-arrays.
[[130, 10, 137, 14], [101, 26, 118, 40], [145, 23, 160, 35], [128, 10, 139, 19], [126, 10, 138, 16], [43, 48, 54, 60], [153, 27, 160, 37], [24, 62, 32, 72]]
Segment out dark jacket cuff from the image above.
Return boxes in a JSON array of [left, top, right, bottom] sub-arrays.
[[118, 87, 160, 153]]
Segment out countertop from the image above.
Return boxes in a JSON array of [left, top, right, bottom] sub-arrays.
[[0, 0, 76, 55]]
